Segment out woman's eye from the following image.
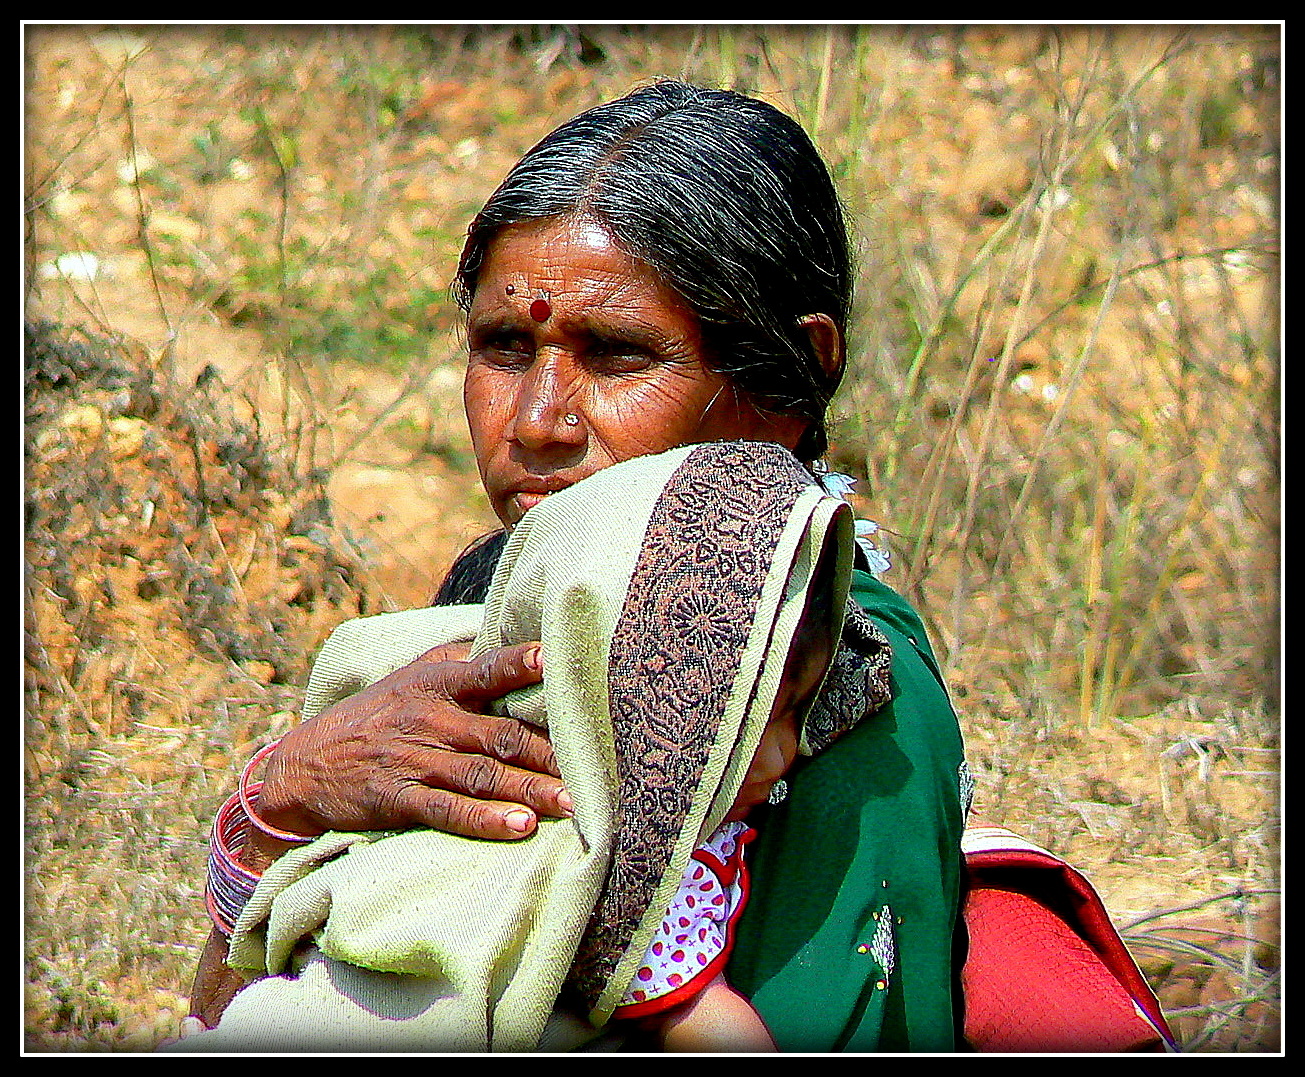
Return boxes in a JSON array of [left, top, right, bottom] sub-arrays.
[[476, 334, 533, 368], [588, 341, 655, 374]]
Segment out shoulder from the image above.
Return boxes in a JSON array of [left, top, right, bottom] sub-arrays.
[[849, 570, 950, 700], [850, 570, 934, 656]]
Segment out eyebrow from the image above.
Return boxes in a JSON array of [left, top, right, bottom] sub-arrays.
[[469, 306, 684, 355], [581, 316, 673, 353], [467, 308, 529, 335]]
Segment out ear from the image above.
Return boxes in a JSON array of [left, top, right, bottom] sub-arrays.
[[797, 313, 845, 382]]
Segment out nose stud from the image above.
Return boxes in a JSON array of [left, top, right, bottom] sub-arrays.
[[563, 413, 580, 427]]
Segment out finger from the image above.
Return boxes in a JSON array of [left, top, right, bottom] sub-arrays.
[[415, 640, 472, 664], [428, 748, 570, 817], [448, 642, 544, 707], [465, 710, 562, 780], [393, 783, 542, 841], [384, 680, 560, 781]]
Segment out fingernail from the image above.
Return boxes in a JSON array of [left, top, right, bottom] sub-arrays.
[[526, 645, 543, 671], [556, 788, 574, 815], [505, 808, 534, 833]]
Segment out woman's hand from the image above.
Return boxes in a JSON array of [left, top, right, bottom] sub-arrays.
[[252, 640, 571, 845], [188, 927, 255, 1032], [191, 642, 565, 1030]]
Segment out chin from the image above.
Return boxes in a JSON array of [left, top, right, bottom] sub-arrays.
[[723, 796, 760, 823]]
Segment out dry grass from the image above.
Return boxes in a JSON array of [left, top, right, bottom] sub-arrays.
[[23, 24, 1279, 1052]]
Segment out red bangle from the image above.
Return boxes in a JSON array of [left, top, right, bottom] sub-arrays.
[[238, 739, 316, 845], [205, 791, 263, 936]]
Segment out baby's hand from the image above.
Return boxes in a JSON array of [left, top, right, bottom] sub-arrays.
[[657, 974, 777, 1053]]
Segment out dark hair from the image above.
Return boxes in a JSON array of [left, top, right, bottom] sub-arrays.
[[453, 79, 853, 462], [431, 529, 509, 606]]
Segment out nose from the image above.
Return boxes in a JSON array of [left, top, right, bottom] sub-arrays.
[[509, 353, 586, 453]]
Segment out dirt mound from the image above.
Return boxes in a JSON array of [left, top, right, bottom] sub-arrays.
[[23, 318, 380, 1049], [25, 318, 382, 685]]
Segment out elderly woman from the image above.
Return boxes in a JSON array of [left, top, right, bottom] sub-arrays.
[[187, 79, 969, 1051]]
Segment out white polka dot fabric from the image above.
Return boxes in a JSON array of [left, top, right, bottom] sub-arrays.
[[617, 822, 754, 1015]]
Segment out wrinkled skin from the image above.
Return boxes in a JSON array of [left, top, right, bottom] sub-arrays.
[[190, 213, 839, 1027], [254, 640, 566, 841], [464, 214, 811, 529]]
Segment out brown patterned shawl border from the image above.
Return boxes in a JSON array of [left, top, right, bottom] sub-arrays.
[[566, 442, 819, 1014]]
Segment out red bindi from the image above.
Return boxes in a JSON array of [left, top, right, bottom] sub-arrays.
[[529, 297, 551, 322]]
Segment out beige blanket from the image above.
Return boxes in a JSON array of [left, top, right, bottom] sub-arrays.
[[174, 442, 851, 1052]]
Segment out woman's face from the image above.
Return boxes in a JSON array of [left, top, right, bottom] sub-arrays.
[[464, 215, 809, 528]]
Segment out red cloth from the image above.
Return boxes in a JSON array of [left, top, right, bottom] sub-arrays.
[[961, 830, 1177, 1053]]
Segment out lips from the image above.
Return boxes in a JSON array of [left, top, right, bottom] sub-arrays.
[[503, 477, 575, 523], [512, 490, 553, 515]]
